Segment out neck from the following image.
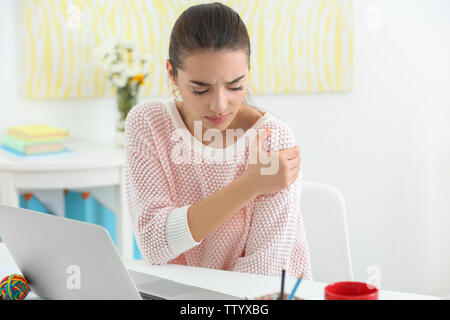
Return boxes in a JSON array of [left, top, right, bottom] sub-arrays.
[[175, 100, 252, 148]]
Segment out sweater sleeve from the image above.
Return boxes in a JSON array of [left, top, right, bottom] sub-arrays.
[[124, 105, 202, 265], [231, 125, 312, 279]]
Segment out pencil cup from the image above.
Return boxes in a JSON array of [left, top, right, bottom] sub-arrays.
[[254, 292, 304, 300]]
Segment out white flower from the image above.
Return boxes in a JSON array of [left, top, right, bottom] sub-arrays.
[[127, 65, 141, 78], [112, 74, 128, 88], [94, 36, 152, 88], [110, 61, 129, 74], [103, 54, 117, 69]]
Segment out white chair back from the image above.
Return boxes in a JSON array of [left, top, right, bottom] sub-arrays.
[[301, 181, 353, 282]]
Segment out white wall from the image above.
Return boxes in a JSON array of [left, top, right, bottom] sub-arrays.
[[254, 0, 450, 296], [1, 0, 449, 297]]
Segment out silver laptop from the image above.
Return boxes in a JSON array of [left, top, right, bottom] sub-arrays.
[[0, 203, 242, 300]]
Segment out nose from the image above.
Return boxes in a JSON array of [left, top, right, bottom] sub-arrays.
[[208, 89, 228, 115]]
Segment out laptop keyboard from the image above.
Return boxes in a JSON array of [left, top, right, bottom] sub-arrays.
[[129, 270, 243, 300]]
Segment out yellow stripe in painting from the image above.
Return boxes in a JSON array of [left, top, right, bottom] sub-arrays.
[[157, 0, 174, 96], [257, 0, 269, 92], [63, 16, 74, 99], [77, 28, 82, 97], [289, 0, 301, 92], [140, 1, 153, 96], [24, 4, 34, 98], [100, 1, 110, 97], [154, 0, 170, 16], [334, 2, 343, 91], [52, 0, 64, 98], [129, 1, 143, 46], [316, 0, 326, 92], [85, 0, 99, 97], [108, 3, 116, 36], [31, 1, 41, 98], [130, 0, 148, 96], [323, 0, 335, 91], [273, 5, 281, 92], [348, 2, 354, 90], [305, 2, 313, 92], [122, 2, 133, 41], [41, 0, 52, 98]]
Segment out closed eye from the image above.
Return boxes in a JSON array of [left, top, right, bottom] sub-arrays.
[[193, 86, 244, 95]]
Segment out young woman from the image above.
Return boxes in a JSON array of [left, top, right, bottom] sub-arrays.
[[124, 2, 312, 280]]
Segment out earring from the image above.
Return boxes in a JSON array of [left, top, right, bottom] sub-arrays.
[[169, 81, 181, 102]]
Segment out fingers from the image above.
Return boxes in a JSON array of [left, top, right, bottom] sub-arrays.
[[282, 145, 301, 160], [290, 164, 301, 176], [288, 155, 301, 169], [288, 166, 301, 185]]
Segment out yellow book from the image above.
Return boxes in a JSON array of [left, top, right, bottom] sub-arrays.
[[7, 124, 70, 142]]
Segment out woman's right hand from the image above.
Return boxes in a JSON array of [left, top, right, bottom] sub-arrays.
[[243, 128, 302, 196]]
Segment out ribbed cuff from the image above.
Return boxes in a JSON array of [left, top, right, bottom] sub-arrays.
[[166, 204, 202, 257]]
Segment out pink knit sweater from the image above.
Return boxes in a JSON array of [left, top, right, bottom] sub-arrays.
[[124, 99, 312, 280]]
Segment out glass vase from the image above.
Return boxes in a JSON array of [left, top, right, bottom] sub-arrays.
[[116, 85, 138, 148]]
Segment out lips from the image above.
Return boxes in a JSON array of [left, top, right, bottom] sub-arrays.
[[205, 114, 229, 123]]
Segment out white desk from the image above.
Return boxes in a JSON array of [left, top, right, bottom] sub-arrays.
[[0, 243, 438, 300], [123, 259, 440, 300], [0, 139, 133, 259]]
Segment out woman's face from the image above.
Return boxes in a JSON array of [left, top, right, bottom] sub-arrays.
[[167, 50, 249, 133]]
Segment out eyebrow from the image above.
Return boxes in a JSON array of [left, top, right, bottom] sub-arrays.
[[188, 75, 246, 86]]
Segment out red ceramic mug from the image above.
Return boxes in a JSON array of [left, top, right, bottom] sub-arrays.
[[324, 281, 379, 300]]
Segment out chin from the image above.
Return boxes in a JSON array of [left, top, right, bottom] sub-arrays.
[[205, 122, 227, 131], [204, 115, 233, 130]]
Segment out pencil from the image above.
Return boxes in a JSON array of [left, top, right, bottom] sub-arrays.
[[287, 272, 303, 300], [280, 265, 286, 300]]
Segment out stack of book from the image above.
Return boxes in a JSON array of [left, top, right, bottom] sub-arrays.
[[0, 124, 74, 160]]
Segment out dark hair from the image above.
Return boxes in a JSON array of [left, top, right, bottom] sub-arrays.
[[168, 2, 251, 80]]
